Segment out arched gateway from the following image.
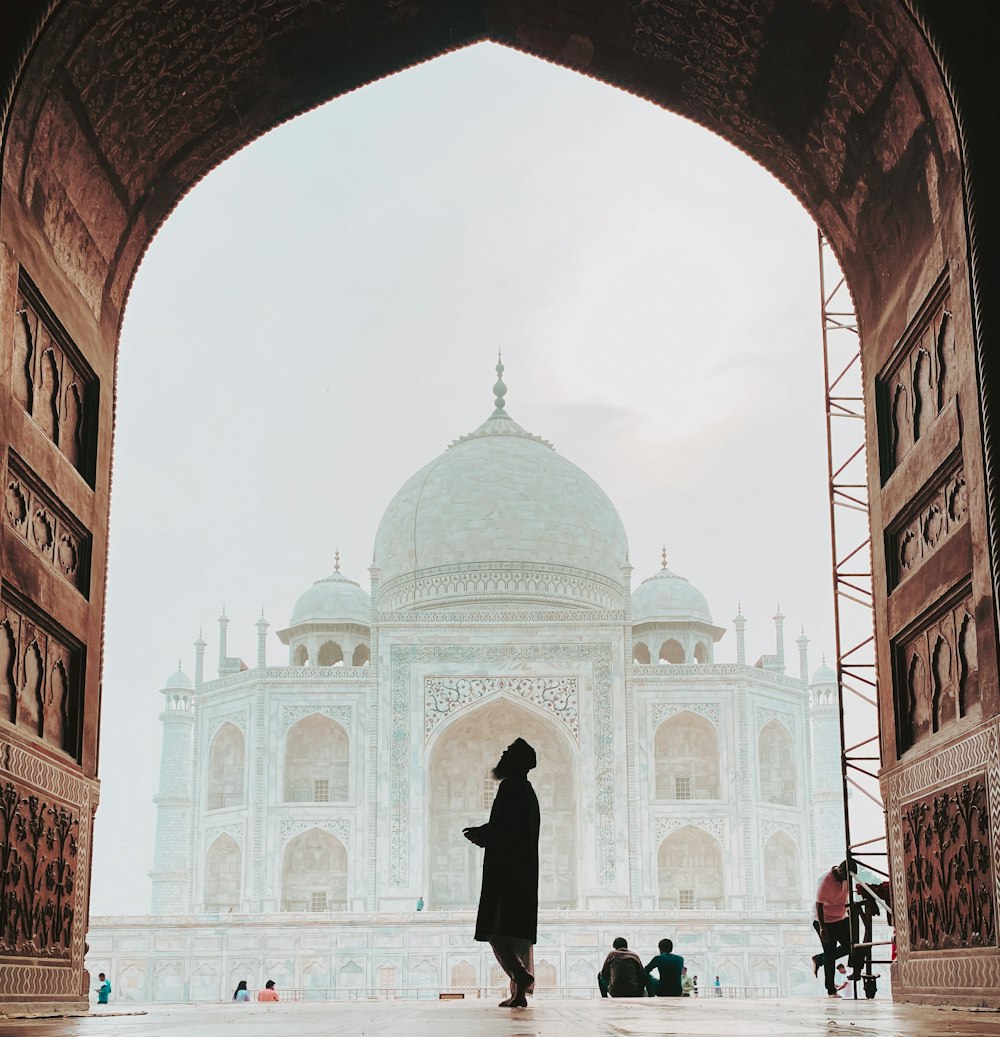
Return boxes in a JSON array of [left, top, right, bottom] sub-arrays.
[[1, 0, 998, 1014]]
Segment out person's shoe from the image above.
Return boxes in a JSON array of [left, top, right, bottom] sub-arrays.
[[827, 992, 840, 997], [510, 995, 528, 1008], [498, 997, 514, 1007]]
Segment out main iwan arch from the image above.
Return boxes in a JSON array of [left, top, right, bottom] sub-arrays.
[[0, 0, 998, 1014]]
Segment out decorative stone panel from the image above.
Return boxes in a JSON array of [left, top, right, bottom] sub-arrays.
[[876, 274, 953, 481], [204, 823, 244, 850], [280, 705, 351, 734], [651, 702, 721, 727], [391, 643, 614, 889], [4, 453, 91, 597], [892, 583, 980, 754], [11, 271, 97, 484], [760, 820, 800, 843], [756, 707, 794, 734], [0, 585, 84, 761], [279, 818, 350, 846], [0, 737, 95, 995], [207, 711, 248, 741], [901, 776, 995, 951], [424, 676, 578, 741], [655, 816, 725, 844]]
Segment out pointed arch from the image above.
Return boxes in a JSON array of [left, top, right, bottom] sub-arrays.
[[660, 639, 685, 664], [633, 641, 651, 665], [283, 712, 349, 802], [207, 722, 245, 809], [281, 827, 347, 911], [427, 696, 577, 910], [658, 825, 724, 909], [763, 831, 801, 908], [317, 640, 343, 666], [293, 644, 309, 666], [204, 833, 241, 912], [654, 710, 720, 800], [758, 719, 796, 806]]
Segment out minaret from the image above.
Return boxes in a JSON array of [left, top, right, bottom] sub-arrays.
[[797, 628, 810, 687], [256, 609, 269, 668], [809, 658, 846, 873], [773, 605, 786, 673], [193, 629, 207, 690], [149, 664, 195, 914], [217, 607, 229, 673], [733, 604, 747, 665]]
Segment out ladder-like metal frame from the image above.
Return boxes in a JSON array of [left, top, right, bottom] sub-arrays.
[[818, 230, 892, 994]]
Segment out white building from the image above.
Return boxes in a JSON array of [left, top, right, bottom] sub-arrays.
[[87, 365, 845, 1000]]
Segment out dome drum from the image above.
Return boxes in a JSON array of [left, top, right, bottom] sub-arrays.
[[377, 561, 625, 613]]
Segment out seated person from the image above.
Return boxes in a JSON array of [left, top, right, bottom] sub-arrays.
[[258, 979, 279, 1002], [646, 938, 684, 997], [599, 937, 649, 997]]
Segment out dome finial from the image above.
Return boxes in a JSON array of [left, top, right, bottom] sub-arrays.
[[334, 549, 341, 572], [661, 545, 668, 570], [177, 657, 182, 672], [492, 352, 507, 415]]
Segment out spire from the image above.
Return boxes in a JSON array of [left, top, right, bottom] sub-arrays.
[[194, 629, 207, 690], [492, 352, 507, 416], [733, 605, 747, 665], [661, 545, 668, 570], [796, 627, 810, 686], [334, 549, 341, 573], [772, 605, 786, 673], [217, 608, 230, 672], [255, 608, 269, 669]]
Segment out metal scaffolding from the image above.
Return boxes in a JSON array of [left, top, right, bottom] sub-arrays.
[[818, 230, 892, 994]]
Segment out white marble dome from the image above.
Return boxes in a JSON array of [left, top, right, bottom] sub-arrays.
[[631, 565, 713, 625], [163, 667, 192, 691], [289, 569, 371, 627], [372, 408, 629, 611], [811, 662, 838, 686]]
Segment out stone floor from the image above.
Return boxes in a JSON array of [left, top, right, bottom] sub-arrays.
[[2, 998, 997, 1037]]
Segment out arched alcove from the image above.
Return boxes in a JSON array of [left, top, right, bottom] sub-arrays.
[[317, 640, 343, 666], [352, 643, 370, 666], [427, 697, 576, 909], [694, 642, 709, 664], [758, 720, 797, 806], [763, 831, 801, 908], [633, 642, 651, 665], [284, 714, 349, 803], [207, 723, 245, 810], [451, 961, 477, 989], [654, 711, 720, 800], [658, 825, 724, 910], [204, 833, 241, 912], [293, 644, 309, 666], [660, 639, 685, 664], [280, 828, 347, 912]]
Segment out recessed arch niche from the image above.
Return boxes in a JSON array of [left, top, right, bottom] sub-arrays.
[[280, 828, 348, 912], [654, 711, 720, 800], [207, 723, 245, 810], [426, 697, 577, 910], [657, 825, 724, 910]]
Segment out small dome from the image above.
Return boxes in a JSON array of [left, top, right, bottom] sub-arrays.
[[631, 566, 713, 625], [289, 569, 371, 627], [164, 667, 192, 691], [811, 662, 838, 686]]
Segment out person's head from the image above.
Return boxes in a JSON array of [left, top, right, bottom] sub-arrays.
[[681, 967, 688, 975], [265, 980, 276, 990], [832, 858, 858, 882], [98, 973, 105, 980], [493, 737, 537, 780], [836, 964, 847, 975], [658, 938, 673, 954], [612, 937, 628, 950], [233, 980, 247, 999]]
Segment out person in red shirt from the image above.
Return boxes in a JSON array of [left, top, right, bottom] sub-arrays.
[[257, 980, 279, 1002], [811, 860, 856, 996]]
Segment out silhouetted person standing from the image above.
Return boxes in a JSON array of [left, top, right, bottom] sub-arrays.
[[463, 738, 540, 1008]]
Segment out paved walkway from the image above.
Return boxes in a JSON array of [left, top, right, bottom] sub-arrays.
[[2, 998, 997, 1037]]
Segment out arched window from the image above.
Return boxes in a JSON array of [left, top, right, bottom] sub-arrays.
[[660, 639, 685, 664], [352, 643, 370, 666], [428, 699, 577, 910], [658, 825, 724, 909], [284, 714, 349, 802], [763, 832, 801, 908], [535, 960, 557, 989], [281, 828, 347, 911], [204, 833, 241, 912], [759, 719, 797, 805], [654, 711, 720, 799], [317, 640, 343, 666], [694, 642, 709, 664], [633, 642, 650, 665], [451, 961, 477, 989], [207, 723, 245, 809], [293, 644, 309, 666]]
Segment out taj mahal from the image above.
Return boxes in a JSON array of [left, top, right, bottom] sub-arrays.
[[85, 365, 846, 1001]]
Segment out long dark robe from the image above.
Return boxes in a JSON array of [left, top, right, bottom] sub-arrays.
[[473, 775, 540, 943]]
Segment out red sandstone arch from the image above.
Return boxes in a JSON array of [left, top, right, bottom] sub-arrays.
[[0, 0, 998, 1012]]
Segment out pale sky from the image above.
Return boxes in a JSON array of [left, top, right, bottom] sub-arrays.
[[90, 43, 843, 915]]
